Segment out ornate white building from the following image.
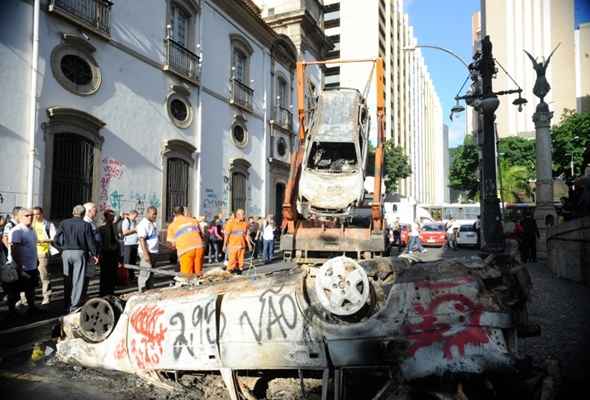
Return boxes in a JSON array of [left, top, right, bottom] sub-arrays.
[[0, 0, 329, 224]]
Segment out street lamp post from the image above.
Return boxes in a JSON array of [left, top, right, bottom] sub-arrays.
[[476, 36, 504, 252], [406, 38, 522, 253]]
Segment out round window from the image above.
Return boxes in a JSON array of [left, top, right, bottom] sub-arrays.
[[232, 125, 246, 146], [277, 137, 287, 157], [166, 94, 193, 128], [51, 44, 102, 96], [60, 54, 93, 85], [170, 99, 188, 122]]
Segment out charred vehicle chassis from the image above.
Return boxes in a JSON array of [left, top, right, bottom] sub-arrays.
[[56, 247, 544, 399]]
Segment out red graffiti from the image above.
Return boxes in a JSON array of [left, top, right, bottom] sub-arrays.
[[402, 292, 489, 360], [129, 305, 167, 369], [99, 158, 124, 212], [114, 337, 127, 360]]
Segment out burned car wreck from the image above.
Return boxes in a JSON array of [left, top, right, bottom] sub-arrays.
[[298, 88, 370, 220], [55, 249, 540, 399]]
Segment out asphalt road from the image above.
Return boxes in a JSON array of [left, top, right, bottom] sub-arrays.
[[1, 246, 588, 399]]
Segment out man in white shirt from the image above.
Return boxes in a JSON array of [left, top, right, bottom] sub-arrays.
[[9, 208, 40, 315], [136, 207, 159, 292], [262, 217, 275, 264], [446, 218, 460, 251], [407, 220, 425, 254], [121, 210, 139, 280], [84, 201, 101, 242]]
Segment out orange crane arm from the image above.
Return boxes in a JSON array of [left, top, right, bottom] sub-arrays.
[[281, 58, 386, 234]]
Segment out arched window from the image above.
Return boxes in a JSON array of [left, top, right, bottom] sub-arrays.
[[231, 171, 247, 212], [51, 134, 95, 219], [43, 107, 105, 220], [229, 158, 250, 212], [166, 157, 190, 221], [162, 139, 196, 223], [275, 182, 286, 226], [230, 34, 254, 111]]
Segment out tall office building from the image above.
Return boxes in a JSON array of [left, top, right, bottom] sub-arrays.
[[323, 0, 445, 204], [576, 21, 590, 112], [480, 0, 588, 138]]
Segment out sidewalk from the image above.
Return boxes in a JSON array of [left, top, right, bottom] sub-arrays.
[[0, 251, 281, 332]]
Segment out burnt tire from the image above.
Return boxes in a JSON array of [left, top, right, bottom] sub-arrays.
[[79, 297, 123, 343]]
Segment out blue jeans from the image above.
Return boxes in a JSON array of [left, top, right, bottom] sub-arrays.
[[408, 236, 423, 253], [263, 240, 274, 262]]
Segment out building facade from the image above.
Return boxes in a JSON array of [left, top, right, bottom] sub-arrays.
[[321, 0, 445, 204], [0, 0, 301, 225], [480, 0, 588, 138], [576, 22, 590, 112], [251, 0, 331, 225]]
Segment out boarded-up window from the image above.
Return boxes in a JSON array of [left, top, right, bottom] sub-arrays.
[[51, 134, 94, 220], [231, 172, 247, 212], [166, 157, 189, 221]]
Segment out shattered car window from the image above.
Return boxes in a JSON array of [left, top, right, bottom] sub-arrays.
[[306, 141, 358, 172]]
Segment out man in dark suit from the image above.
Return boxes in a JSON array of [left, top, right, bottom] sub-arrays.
[[55, 204, 98, 312]]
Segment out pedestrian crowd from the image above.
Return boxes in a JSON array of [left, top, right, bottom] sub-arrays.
[[385, 217, 428, 255], [0, 202, 279, 320]]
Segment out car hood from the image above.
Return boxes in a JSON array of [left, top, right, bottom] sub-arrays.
[[299, 169, 364, 211]]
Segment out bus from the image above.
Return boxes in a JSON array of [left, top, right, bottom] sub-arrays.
[[422, 203, 480, 222]]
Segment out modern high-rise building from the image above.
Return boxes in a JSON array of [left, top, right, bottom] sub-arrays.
[[322, 0, 445, 204], [576, 21, 590, 112], [480, 0, 589, 138]]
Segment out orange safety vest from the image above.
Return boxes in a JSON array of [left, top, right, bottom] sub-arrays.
[[225, 218, 248, 249], [167, 215, 204, 256]]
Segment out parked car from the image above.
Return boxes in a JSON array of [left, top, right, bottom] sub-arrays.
[[419, 223, 447, 247], [456, 221, 478, 247]]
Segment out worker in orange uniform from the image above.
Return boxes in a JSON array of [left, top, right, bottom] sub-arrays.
[[167, 206, 205, 277], [223, 209, 252, 274]]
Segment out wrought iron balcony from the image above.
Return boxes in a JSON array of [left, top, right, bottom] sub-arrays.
[[231, 78, 254, 112], [163, 38, 200, 84], [49, 0, 113, 38], [272, 105, 293, 131]]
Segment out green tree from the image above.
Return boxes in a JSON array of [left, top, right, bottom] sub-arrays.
[[497, 136, 536, 180], [499, 159, 532, 203], [449, 135, 479, 200], [383, 140, 411, 193], [551, 110, 590, 177]]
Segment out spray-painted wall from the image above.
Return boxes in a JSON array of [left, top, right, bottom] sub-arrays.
[[0, 0, 310, 223], [198, 0, 271, 221], [0, 0, 201, 223]]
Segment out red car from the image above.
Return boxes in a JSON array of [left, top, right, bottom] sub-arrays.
[[419, 223, 447, 247]]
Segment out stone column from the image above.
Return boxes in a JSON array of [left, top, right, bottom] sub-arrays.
[[533, 103, 556, 259]]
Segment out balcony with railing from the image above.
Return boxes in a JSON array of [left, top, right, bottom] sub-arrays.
[[49, 0, 113, 38], [272, 105, 293, 131], [163, 38, 200, 85], [231, 78, 254, 112]]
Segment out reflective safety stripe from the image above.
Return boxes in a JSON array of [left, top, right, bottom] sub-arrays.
[[229, 230, 244, 236], [175, 225, 200, 239]]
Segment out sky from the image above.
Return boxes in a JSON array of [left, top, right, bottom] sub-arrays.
[[405, 0, 590, 149], [405, 0, 481, 149], [576, 0, 590, 27]]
